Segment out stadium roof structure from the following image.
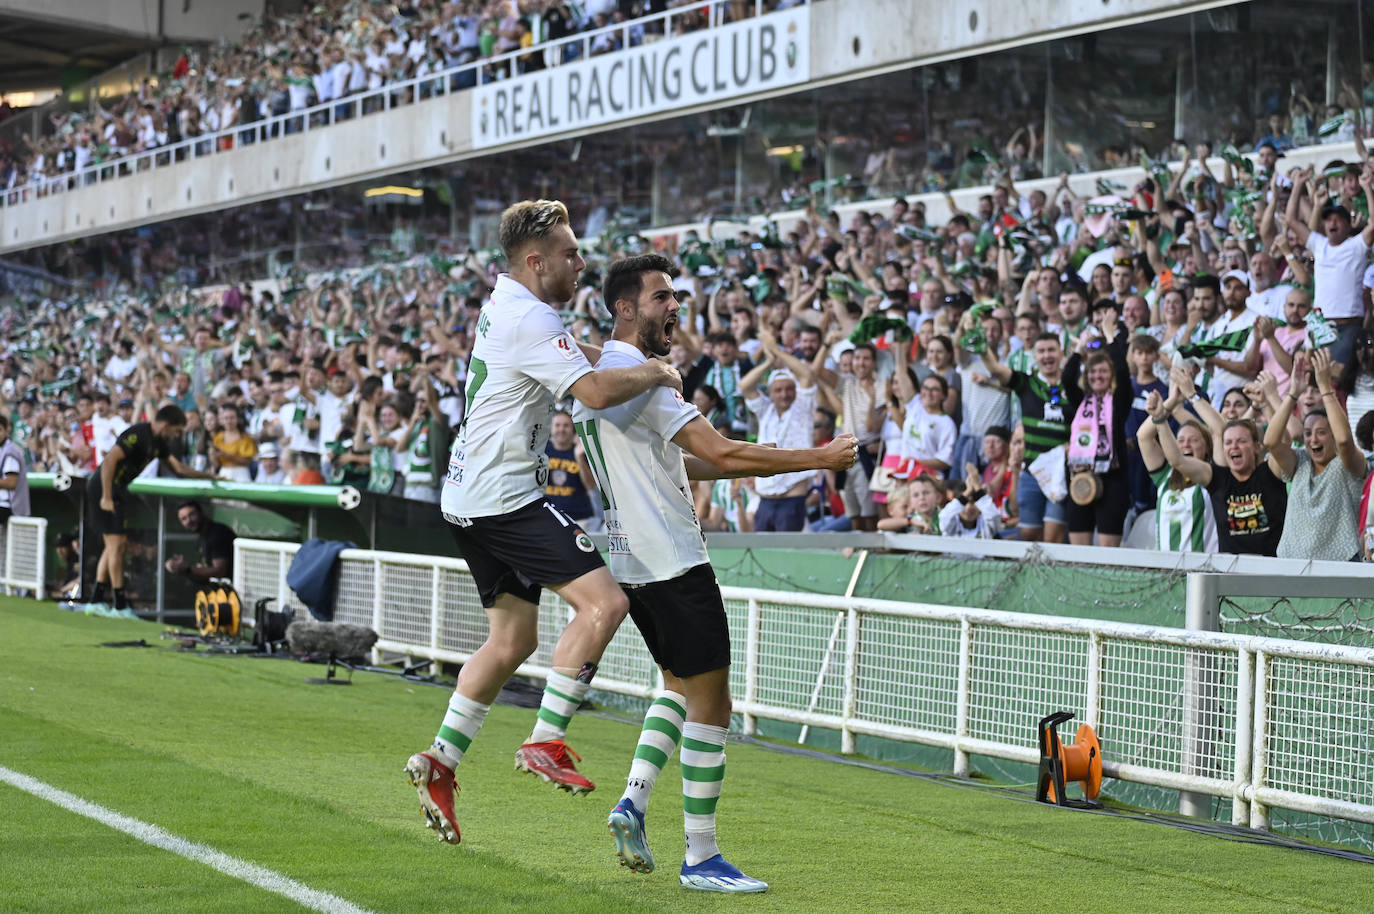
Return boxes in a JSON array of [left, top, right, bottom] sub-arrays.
[[0, 14, 157, 94]]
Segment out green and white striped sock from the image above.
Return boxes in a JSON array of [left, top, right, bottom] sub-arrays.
[[681, 721, 727, 866], [432, 692, 490, 770], [527, 671, 589, 744], [624, 690, 686, 813]]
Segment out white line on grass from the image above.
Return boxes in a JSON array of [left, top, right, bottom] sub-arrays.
[[0, 764, 378, 914]]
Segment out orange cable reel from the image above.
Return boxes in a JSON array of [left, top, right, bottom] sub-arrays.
[[1035, 711, 1103, 807]]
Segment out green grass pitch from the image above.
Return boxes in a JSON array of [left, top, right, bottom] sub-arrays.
[[0, 596, 1365, 913]]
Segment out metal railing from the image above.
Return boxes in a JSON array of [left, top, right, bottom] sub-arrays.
[[233, 536, 1374, 836], [0, 516, 46, 595], [0, 1, 767, 209]]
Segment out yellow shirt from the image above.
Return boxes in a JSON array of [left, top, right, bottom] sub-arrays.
[[213, 432, 257, 467]]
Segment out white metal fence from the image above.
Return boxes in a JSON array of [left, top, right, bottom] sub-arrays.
[[0, 516, 46, 595], [233, 537, 1374, 834]]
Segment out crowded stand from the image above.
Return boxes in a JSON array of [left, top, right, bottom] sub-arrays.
[[7, 128, 1374, 562], [9, 0, 1364, 216], [0, 0, 803, 199]]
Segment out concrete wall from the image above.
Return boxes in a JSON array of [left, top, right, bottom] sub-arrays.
[[809, 0, 1239, 83], [0, 0, 263, 41], [2, 92, 468, 249], [0, 0, 1245, 253]]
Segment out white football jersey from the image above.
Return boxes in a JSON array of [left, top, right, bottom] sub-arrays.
[[572, 341, 708, 585], [441, 275, 594, 520]]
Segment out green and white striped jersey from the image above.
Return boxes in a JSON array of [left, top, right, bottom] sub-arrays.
[[1150, 467, 1219, 553]]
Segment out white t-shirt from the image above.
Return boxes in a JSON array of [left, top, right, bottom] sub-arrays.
[[743, 384, 817, 496], [572, 341, 705, 585], [318, 390, 352, 451], [104, 354, 138, 382], [1307, 232, 1370, 320], [250, 403, 289, 442], [1247, 284, 1293, 322], [330, 61, 352, 96], [286, 394, 321, 455], [91, 414, 128, 466], [442, 275, 594, 520], [1205, 307, 1259, 408], [899, 399, 957, 475]]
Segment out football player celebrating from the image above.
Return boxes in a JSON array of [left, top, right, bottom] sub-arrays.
[[406, 200, 681, 844], [577, 254, 857, 892]]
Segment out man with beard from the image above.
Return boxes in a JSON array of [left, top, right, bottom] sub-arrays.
[[86, 404, 218, 609], [1053, 283, 1090, 351], [164, 501, 235, 584], [407, 200, 683, 846], [572, 254, 857, 893]]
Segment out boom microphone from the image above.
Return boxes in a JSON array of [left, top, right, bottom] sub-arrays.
[[285, 618, 379, 659]]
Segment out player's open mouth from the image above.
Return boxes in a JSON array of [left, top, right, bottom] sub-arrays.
[[664, 315, 677, 342]]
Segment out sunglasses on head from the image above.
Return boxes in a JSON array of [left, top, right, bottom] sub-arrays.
[[1113, 258, 1134, 268]]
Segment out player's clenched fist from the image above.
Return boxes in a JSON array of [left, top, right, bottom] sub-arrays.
[[651, 360, 683, 392], [822, 433, 860, 471]]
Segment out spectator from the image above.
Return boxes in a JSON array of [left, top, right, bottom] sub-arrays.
[[1063, 306, 1133, 547], [893, 351, 957, 480], [1263, 350, 1369, 560], [544, 409, 598, 530], [163, 501, 235, 585], [1286, 167, 1374, 373], [212, 404, 257, 482], [0, 414, 30, 523], [700, 330, 754, 435], [817, 341, 883, 531], [1199, 270, 1261, 409], [255, 442, 287, 483], [978, 331, 1077, 543], [742, 330, 818, 531], [1335, 329, 1374, 424], [1136, 392, 1219, 553]]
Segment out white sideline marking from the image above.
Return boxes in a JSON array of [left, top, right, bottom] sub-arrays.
[[0, 764, 378, 914]]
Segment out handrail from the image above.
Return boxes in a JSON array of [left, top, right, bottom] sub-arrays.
[[0, 0, 766, 208]]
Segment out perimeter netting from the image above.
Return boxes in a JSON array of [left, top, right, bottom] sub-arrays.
[[1219, 595, 1374, 647], [712, 546, 1374, 851]]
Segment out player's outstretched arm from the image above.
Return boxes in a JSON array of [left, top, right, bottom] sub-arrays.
[[167, 455, 220, 480], [674, 415, 857, 480], [568, 360, 682, 410]]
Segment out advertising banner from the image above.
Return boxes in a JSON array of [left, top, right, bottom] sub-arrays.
[[472, 6, 809, 149]]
